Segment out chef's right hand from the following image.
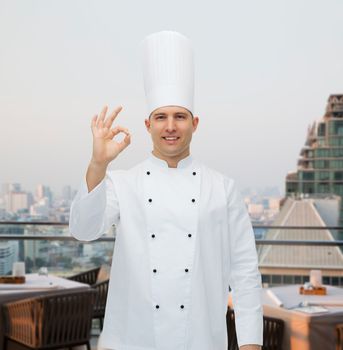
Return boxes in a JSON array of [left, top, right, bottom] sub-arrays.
[[86, 105, 130, 193], [90, 105, 131, 167]]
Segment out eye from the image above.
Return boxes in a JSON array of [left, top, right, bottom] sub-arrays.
[[155, 115, 165, 120], [176, 115, 186, 119]]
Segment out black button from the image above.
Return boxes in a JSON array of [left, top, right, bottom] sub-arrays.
[[151, 234, 155, 238], [156, 305, 159, 309], [192, 172, 196, 175], [147, 171, 150, 175], [185, 269, 189, 272], [191, 199, 195, 203], [180, 305, 184, 309], [153, 269, 157, 273], [148, 198, 152, 203], [188, 234, 192, 238]]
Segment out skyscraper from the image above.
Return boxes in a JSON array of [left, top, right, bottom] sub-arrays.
[[286, 94, 343, 232], [35, 184, 53, 206], [258, 95, 343, 286]]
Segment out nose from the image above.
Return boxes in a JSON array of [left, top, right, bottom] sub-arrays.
[[166, 116, 176, 132]]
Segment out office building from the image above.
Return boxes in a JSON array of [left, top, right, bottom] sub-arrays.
[[286, 94, 343, 231]]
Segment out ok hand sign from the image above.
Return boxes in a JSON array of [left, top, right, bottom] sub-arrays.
[[90, 105, 131, 166]]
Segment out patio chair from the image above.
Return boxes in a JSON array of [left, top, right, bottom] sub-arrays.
[[226, 307, 239, 350], [2, 289, 96, 350], [337, 323, 343, 350], [92, 279, 109, 330], [262, 315, 284, 350], [67, 266, 101, 285], [226, 307, 284, 350]]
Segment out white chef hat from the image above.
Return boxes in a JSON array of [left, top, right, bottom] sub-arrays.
[[140, 30, 194, 116]]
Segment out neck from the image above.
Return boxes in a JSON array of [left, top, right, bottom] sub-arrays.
[[152, 148, 190, 168]]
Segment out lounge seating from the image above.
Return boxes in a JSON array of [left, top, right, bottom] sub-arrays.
[[226, 307, 284, 350], [68, 267, 110, 332], [227, 307, 239, 350], [2, 289, 96, 350], [337, 323, 343, 350], [67, 266, 101, 285], [92, 279, 109, 330]]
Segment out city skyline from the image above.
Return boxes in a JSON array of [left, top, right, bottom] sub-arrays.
[[0, 178, 282, 225], [0, 180, 281, 199], [1, 1, 342, 195]]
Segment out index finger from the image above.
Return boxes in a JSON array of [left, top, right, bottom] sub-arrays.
[[104, 105, 123, 129]]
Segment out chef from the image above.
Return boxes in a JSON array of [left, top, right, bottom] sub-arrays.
[[69, 31, 263, 350]]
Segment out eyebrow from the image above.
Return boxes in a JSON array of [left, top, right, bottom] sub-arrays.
[[153, 112, 188, 117], [149, 110, 194, 119]]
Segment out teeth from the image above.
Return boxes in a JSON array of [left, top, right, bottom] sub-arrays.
[[164, 137, 178, 140]]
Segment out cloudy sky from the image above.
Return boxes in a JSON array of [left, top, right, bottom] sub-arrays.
[[1, 0, 342, 196]]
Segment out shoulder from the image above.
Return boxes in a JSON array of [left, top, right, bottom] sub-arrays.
[[197, 161, 239, 202]]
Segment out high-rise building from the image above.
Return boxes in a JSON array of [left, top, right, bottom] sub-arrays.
[[286, 94, 343, 230], [62, 185, 72, 202], [259, 94, 343, 286], [0, 225, 24, 275], [35, 184, 53, 205], [1, 183, 21, 197], [4, 192, 29, 213], [0, 241, 19, 275]]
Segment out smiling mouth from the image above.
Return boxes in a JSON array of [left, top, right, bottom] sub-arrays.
[[162, 137, 180, 141]]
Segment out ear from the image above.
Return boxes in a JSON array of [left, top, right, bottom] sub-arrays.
[[144, 118, 151, 133], [192, 116, 199, 132]]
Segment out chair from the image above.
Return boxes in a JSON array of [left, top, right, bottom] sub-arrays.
[[226, 307, 284, 350], [262, 315, 284, 350], [226, 307, 239, 350], [92, 279, 109, 330], [337, 323, 343, 350], [67, 266, 101, 285], [2, 289, 96, 350]]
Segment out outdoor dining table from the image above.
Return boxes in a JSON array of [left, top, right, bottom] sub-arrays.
[[0, 273, 90, 349], [229, 284, 343, 350]]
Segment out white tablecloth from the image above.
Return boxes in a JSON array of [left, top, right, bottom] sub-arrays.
[[229, 284, 343, 350], [0, 273, 87, 294]]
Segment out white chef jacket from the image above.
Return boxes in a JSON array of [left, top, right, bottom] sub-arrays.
[[69, 153, 263, 350]]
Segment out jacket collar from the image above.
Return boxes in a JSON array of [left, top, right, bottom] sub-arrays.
[[148, 152, 194, 169]]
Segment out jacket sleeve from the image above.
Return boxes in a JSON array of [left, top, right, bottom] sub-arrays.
[[226, 178, 263, 347], [69, 171, 120, 242]]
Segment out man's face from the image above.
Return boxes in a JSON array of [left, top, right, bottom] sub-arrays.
[[144, 105, 199, 160]]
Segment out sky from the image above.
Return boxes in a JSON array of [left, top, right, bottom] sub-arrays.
[[1, 0, 342, 196]]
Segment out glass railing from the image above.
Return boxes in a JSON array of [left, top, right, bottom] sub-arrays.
[[0, 222, 342, 287], [0, 222, 115, 277]]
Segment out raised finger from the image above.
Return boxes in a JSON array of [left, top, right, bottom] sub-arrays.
[[91, 114, 97, 131], [104, 106, 123, 129], [97, 105, 108, 127]]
